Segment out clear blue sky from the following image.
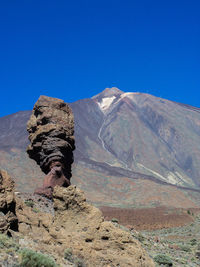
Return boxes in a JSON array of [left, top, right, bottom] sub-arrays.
[[0, 0, 199, 116]]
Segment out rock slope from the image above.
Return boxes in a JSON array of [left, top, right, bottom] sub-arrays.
[[0, 169, 154, 267]]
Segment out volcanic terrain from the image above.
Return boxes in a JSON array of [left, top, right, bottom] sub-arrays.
[[1, 88, 200, 213]]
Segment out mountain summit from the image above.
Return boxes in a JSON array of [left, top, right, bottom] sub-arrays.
[[92, 87, 124, 99], [92, 87, 124, 113]]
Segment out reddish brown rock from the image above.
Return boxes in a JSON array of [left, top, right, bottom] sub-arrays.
[[26, 95, 75, 198]]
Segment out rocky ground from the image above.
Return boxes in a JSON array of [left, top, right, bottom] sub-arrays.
[[0, 169, 154, 267], [101, 207, 200, 266], [100, 206, 200, 230], [133, 214, 200, 266], [1, 206, 200, 267], [2, 191, 200, 266], [16, 192, 54, 215], [1, 169, 200, 266]]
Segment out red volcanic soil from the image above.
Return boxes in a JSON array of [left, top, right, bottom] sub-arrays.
[[100, 206, 200, 230]]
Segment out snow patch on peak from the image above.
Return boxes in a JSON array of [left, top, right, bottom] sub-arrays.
[[122, 92, 134, 97], [98, 96, 116, 112], [121, 92, 138, 99]]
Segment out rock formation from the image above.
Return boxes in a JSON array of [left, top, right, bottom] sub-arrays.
[[50, 185, 155, 266], [26, 95, 75, 198], [0, 168, 154, 266], [18, 184, 155, 266], [0, 170, 18, 234]]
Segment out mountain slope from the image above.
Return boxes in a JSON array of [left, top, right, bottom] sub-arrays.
[[73, 88, 200, 188], [1, 88, 200, 207]]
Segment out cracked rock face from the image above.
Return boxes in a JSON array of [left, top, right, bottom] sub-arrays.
[[0, 170, 18, 234], [51, 186, 155, 266], [27, 95, 75, 198], [0, 169, 154, 266], [17, 184, 155, 266]]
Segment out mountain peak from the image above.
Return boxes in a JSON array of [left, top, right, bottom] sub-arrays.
[[102, 87, 124, 96], [92, 87, 124, 100], [92, 87, 124, 112]]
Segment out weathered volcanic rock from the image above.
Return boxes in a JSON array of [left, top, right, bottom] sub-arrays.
[[51, 185, 155, 266], [0, 169, 154, 266], [26, 95, 75, 198], [0, 170, 18, 234], [16, 184, 154, 266]]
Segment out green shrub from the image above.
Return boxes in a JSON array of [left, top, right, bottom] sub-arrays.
[[190, 238, 197, 246], [24, 200, 34, 208], [137, 233, 145, 242], [64, 248, 84, 266], [64, 248, 73, 262], [154, 254, 173, 266], [177, 258, 187, 264], [74, 257, 84, 267], [0, 233, 19, 251], [19, 248, 57, 267], [32, 208, 40, 213], [111, 218, 119, 223], [179, 245, 191, 252]]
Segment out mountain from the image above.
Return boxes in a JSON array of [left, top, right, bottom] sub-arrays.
[[1, 88, 200, 208], [72, 87, 200, 188]]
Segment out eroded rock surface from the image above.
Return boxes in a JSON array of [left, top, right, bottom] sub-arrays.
[[16, 184, 154, 266], [0, 169, 154, 266], [0, 170, 18, 234], [51, 185, 155, 266], [26, 95, 75, 198]]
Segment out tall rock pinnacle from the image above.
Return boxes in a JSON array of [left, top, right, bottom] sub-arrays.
[[26, 95, 75, 198]]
